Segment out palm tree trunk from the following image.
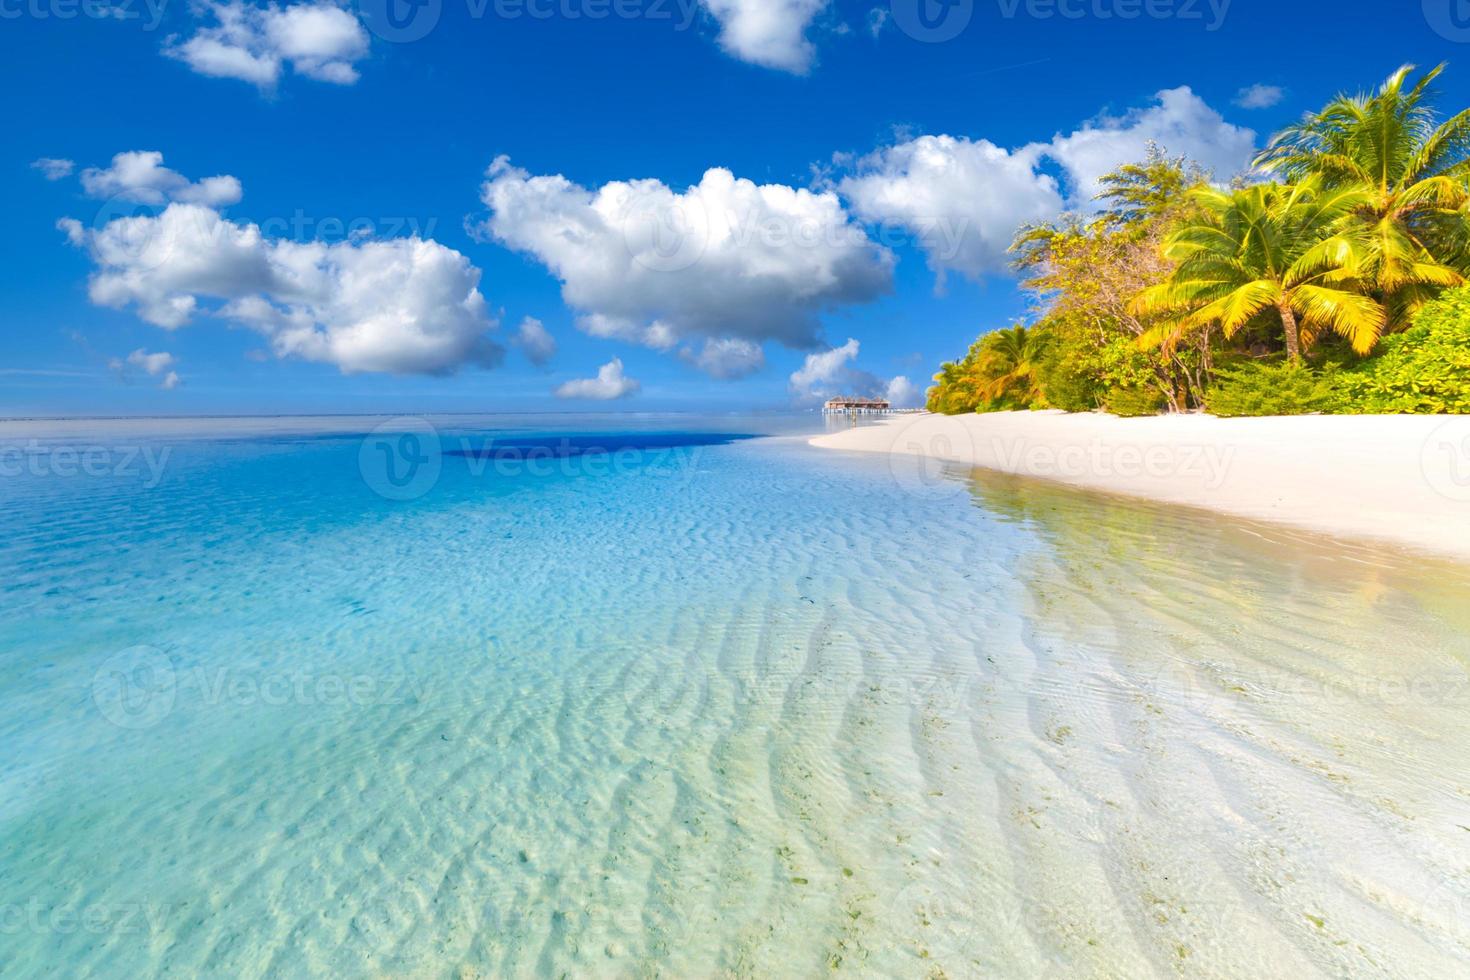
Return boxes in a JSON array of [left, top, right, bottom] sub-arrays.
[[1277, 302, 1302, 362]]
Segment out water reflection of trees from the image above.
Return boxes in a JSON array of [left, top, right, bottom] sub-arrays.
[[964, 466, 1470, 639]]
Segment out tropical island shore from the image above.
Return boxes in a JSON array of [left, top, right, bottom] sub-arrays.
[[812, 411, 1470, 562]]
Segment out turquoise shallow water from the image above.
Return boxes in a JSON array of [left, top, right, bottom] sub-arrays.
[[2, 414, 1470, 978]]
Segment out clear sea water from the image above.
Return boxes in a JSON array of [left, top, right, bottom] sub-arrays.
[[2, 414, 1469, 978]]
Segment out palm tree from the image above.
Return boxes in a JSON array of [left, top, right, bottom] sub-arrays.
[[1254, 64, 1469, 324], [927, 359, 972, 413], [1131, 180, 1389, 361], [972, 325, 1045, 405]]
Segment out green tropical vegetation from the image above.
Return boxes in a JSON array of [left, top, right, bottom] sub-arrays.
[[928, 64, 1470, 417]]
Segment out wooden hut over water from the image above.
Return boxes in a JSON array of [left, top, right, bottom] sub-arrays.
[[822, 397, 891, 415]]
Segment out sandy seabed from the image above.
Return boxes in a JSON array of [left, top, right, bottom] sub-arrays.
[[2, 418, 1468, 976]]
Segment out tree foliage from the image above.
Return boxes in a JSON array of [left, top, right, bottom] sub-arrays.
[[926, 65, 1470, 417]]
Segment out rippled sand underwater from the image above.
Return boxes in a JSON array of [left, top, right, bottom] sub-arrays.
[[2, 417, 1468, 978]]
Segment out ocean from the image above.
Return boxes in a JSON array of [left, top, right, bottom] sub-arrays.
[[2, 414, 1468, 977]]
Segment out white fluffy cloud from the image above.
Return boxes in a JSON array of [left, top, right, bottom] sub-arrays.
[[61, 161, 501, 376], [839, 87, 1256, 281], [840, 135, 1064, 284], [127, 348, 176, 374], [514, 316, 557, 366], [165, 1, 369, 89], [701, 0, 826, 73], [1235, 84, 1284, 109], [31, 158, 75, 181], [884, 374, 919, 408], [478, 157, 892, 357], [1045, 86, 1256, 201], [80, 151, 242, 206], [789, 336, 859, 399], [787, 337, 910, 405], [554, 358, 640, 400], [110, 348, 182, 390], [681, 337, 765, 379]]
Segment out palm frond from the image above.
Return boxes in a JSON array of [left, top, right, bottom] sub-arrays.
[[1291, 284, 1388, 353]]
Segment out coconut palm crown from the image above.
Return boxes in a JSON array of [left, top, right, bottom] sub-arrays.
[[1131, 180, 1391, 359], [1253, 63, 1469, 324]]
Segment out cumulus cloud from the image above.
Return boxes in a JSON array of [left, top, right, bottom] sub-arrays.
[[109, 348, 183, 389], [789, 336, 860, 400], [838, 87, 1256, 280], [1234, 83, 1284, 110], [839, 135, 1064, 284], [60, 162, 501, 376], [80, 151, 243, 206], [1044, 86, 1256, 201], [478, 157, 892, 356], [127, 348, 176, 374], [701, 0, 826, 72], [56, 217, 86, 247], [165, 1, 370, 90], [884, 375, 919, 408], [575, 313, 677, 351], [554, 358, 640, 400], [788, 337, 909, 406], [31, 158, 75, 181], [514, 316, 557, 366], [681, 337, 765, 379]]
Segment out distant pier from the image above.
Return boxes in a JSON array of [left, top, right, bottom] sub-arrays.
[[822, 397, 910, 415]]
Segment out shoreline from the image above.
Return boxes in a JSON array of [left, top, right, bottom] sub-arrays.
[[811, 410, 1470, 563]]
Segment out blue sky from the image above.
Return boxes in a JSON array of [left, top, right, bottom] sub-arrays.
[[3, 0, 1468, 415]]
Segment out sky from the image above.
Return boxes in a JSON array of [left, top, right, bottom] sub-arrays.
[[3, 0, 1469, 416]]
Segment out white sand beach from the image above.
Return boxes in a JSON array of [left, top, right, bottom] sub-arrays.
[[813, 411, 1470, 562]]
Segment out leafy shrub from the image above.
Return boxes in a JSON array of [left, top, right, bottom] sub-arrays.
[[1205, 361, 1339, 417], [1333, 286, 1470, 413], [1035, 340, 1104, 412], [1032, 322, 1172, 413], [1104, 386, 1167, 417]]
